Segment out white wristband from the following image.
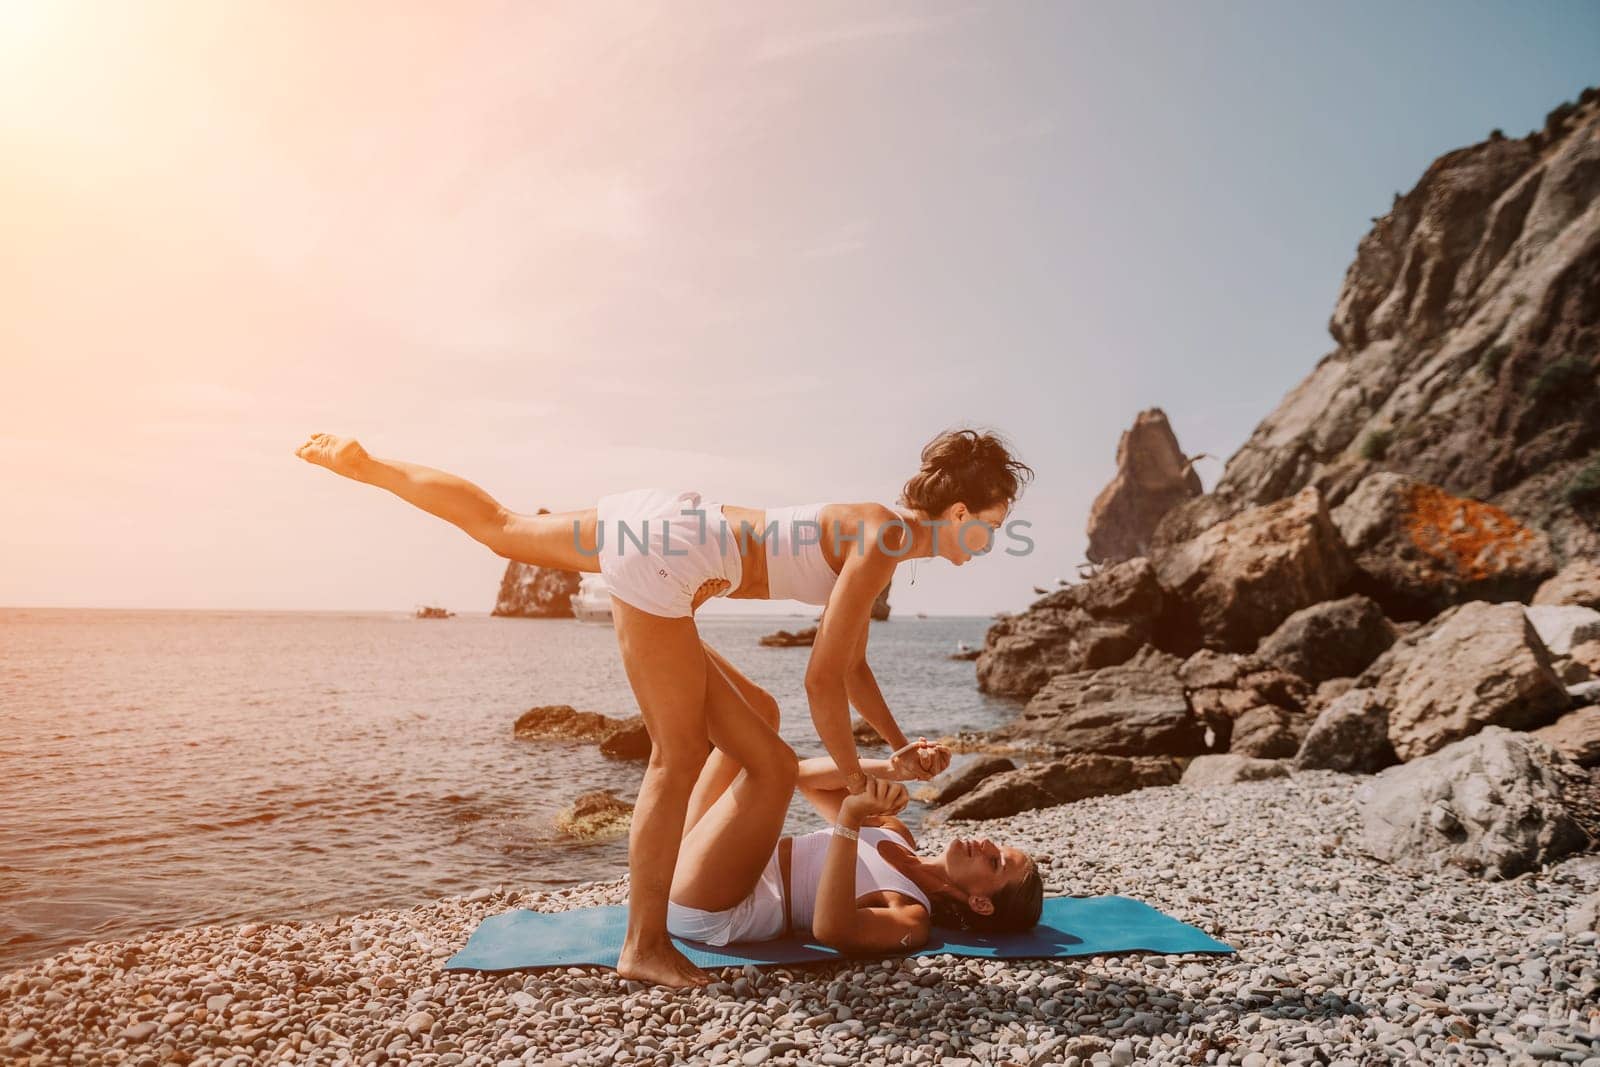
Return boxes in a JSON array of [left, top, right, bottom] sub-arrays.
[[832, 824, 859, 842]]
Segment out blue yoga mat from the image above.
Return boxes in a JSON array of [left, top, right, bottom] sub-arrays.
[[444, 896, 1232, 973]]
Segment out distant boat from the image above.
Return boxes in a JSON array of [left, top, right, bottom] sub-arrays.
[[916, 612, 928, 619], [415, 605, 455, 619], [571, 574, 614, 624]]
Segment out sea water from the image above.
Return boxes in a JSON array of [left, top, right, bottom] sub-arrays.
[[0, 608, 1012, 971]]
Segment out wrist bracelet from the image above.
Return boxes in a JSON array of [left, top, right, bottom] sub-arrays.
[[832, 824, 859, 842]]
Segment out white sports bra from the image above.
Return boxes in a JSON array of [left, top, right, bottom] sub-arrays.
[[764, 502, 842, 605], [786, 824, 930, 934]]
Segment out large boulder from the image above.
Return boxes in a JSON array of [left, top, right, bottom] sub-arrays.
[[514, 705, 651, 761], [1568, 892, 1600, 936], [1180, 754, 1290, 786], [976, 558, 1168, 699], [1001, 647, 1206, 757], [940, 755, 1181, 821], [927, 756, 1016, 806], [1150, 494, 1243, 554], [1228, 705, 1305, 759], [493, 560, 581, 617], [1152, 486, 1354, 652], [1293, 688, 1397, 774], [1254, 595, 1397, 684], [1524, 604, 1600, 657], [1533, 559, 1600, 609], [1312, 676, 1358, 710], [1179, 649, 1311, 748], [597, 717, 652, 761], [1085, 408, 1204, 565], [1370, 601, 1569, 760], [513, 705, 622, 742], [1354, 727, 1589, 879], [1532, 708, 1600, 767], [555, 790, 634, 839], [1331, 473, 1556, 621]]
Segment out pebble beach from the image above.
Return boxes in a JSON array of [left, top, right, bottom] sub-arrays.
[[5, 771, 1597, 1067]]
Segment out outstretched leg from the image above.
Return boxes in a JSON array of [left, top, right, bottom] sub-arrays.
[[293, 432, 600, 571], [611, 598, 715, 989]]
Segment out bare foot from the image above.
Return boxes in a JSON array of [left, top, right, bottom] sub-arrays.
[[617, 941, 712, 989], [294, 432, 370, 479]]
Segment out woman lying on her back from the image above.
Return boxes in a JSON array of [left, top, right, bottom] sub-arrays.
[[666, 735, 1044, 952]]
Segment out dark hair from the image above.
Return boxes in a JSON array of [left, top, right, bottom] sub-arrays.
[[900, 429, 1033, 516], [929, 857, 1045, 935]]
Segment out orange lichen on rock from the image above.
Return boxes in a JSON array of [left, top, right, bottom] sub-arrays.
[[1401, 482, 1543, 581]]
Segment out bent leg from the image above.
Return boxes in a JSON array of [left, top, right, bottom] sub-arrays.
[[671, 653, 797, 912], [684, 644, 782, 835], [612, 598, 714, 988]]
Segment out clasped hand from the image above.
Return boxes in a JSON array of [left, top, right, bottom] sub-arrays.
[[887, 737, 951, 781], [841, 776, 910, 821]]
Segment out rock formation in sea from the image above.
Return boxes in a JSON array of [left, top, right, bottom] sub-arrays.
[[554, 789, 634, 839], [761, 580, 890, 646], [512, 705, 651, 761], [492, 560, 581, 617], [1084, 408, 1204, 565], [491, 512, 582, 617], [759, 626, 817, 648], [871, 579, 892, 621]]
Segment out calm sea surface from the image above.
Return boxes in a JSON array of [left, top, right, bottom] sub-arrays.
[[0, 608, 1013, 972]]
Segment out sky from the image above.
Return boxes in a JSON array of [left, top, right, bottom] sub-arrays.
[[3, 1, 1597, 616]]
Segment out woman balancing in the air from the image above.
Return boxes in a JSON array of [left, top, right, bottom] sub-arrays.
[[294, 428, 1033, 987]]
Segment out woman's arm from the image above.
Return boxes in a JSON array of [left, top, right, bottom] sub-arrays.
[[843, 618, 910, 751], [805, 528, 899, 787], [810, 781, 928, 954], [796, 745, 946, 826]]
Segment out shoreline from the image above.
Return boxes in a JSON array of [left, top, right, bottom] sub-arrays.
[[6, 772, 1598, 1066]]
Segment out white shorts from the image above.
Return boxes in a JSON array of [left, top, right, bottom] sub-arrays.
[[666, 847, 787, 946], [594, 488, 744, 619]]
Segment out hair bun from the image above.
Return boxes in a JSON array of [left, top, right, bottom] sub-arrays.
[[902, 428, 1033, 515]]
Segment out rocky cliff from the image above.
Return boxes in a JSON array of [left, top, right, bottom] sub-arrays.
[[1207, 88, 1600, 563], [966, 90, 1600, 855]]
